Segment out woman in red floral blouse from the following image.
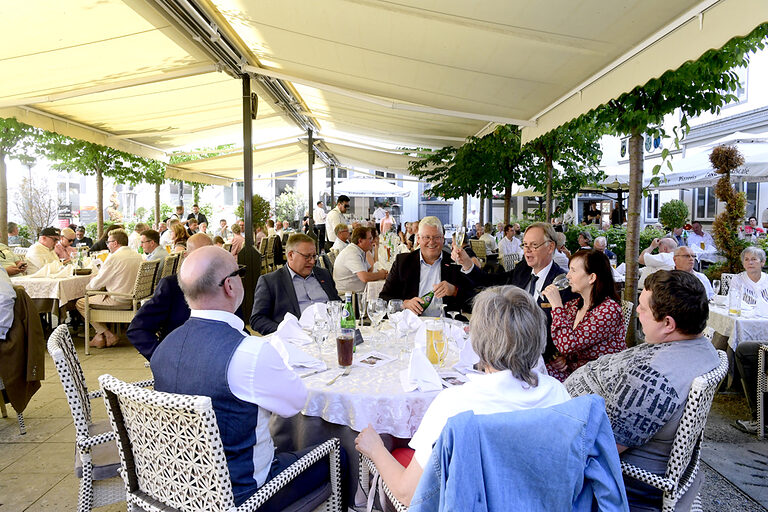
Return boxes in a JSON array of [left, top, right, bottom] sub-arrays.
[[542, 249, 627, 381]]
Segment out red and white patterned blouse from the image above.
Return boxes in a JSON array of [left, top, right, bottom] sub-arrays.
[[546, 297, 627, 382]]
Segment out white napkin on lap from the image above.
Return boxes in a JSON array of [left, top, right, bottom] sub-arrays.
[[400, 348, 442, 392], [299, 303, 329, 329], [276, 313, 312, 345], [268, 335, 326, 371]]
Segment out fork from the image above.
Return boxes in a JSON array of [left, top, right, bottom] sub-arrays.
[[325, 367, 352, 386]]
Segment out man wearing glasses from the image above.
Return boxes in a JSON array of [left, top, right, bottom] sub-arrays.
[[380, 216, 471, 317], [326, 195, 351, 244], [75, 229, 142, 349], [250, 233, 341, 335], [452, 222, 576, 362], [25, 226, 62, 274], [140, 229, 166, 275], [333, 226, 388, 295], [673, 246, 714, 299], [53, 227, 78, 263]]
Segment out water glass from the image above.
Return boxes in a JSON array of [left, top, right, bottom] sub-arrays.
[[368, 299, 387, 349]]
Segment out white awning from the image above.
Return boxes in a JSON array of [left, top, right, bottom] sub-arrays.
[[325, 177, 411, 198]]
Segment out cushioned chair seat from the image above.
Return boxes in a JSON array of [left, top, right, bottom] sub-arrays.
[[89, 301, 133, 311], [75, 420, 120, 480]]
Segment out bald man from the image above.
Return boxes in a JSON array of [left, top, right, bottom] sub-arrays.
[[151, 247, 340, 510], [638, 237, 677, 289], [127, 233, 213, 359], [673, 246, 714, 299]]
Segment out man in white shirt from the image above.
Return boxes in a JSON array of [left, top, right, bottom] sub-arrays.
[[686, 221, 715, 249], [331, 223, 351, 251], [313, 201, 327, 243], [326, 195, 350, 243], [673, 246, 714, 299], [215, 219, 231, 240], [128, 223, 147, 251], [333, 226, 388, 294], [75, 229, 143, 349], [25, 227, 61, 274], [498, 224, 522, 256], [478, 224, 498, 253], [638, 237, 677, 288]]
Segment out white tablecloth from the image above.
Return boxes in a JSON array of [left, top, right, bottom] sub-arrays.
[[11, 273, 94, 304], [289, 325, 451, 438], [707, 304, 768, 350]]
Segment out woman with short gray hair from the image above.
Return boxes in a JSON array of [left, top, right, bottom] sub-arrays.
[[354, 285, 571, 505], [734, 246, 768, 301]]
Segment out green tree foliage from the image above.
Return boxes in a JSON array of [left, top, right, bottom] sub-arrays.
[[658, 199, 689, 231], [235, 194, 271, 228], [711, 145, 749, 274], [0, 118, 40, 243], [275, 185, 305, 223]]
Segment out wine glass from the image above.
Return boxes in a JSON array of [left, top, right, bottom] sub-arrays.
[[712, 279, 721, 296], [455, 226, 466, 248], [552, 273, 570, 291], [311, 313, 328, 358], [357, 293, 368, 328], [368, 299, 387, 349], [387, 299, 404, 343]]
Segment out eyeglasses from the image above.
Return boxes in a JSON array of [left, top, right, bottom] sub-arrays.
[[65, 238, 75, 242], [293, 250, 318, 261], [218, 265, 247, 286], [419, 235, 443, 243], [107, 239, 117, 245], [521, 240, 551, 251], [674, 254, 696, 258]]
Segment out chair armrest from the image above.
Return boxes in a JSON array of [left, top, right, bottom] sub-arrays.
[[238, 438, 341, 511], [359, 453, 408, 512], [76, 430, 116, 450], [620, 461, 675, 492], [88, 380, 152, 400]]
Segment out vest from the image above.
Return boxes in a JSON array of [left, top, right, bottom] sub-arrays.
[[151, 317, 267, 502]]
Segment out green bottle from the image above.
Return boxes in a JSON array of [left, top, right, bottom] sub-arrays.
[[341, 293, 356, 329], [420, 291, 435, 313]]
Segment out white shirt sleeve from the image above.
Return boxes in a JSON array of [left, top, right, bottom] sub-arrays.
[[0, 268, 15, 339], [227, 336, 308, 417]]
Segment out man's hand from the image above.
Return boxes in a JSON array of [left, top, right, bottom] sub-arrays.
[[451, 243, 473, 271], [404, 297, 425, 315], [650, 238, 660, 250], [355, 424, 386, 459], [433, 281, 457, 298], [378, 269, 388, 279]]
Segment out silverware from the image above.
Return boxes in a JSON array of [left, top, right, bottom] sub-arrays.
[[300, 368, 330, 379], [325, 367, 352, 386]]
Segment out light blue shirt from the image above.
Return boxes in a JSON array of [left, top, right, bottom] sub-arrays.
[[287, 267, 329, 313], [418, 251, 443, 317], [0, 267, 16, 340]]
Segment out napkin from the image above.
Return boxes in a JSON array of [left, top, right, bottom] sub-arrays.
[[615, 262, 626, 275], [268, 335, 326, 371], [390, 309, 422, 334], [399, 348, 442, 392], [299, 303, 330, 329], [451, 326, 479, 374], [276, 313, 313, 346], [27, 261, 71, 278]]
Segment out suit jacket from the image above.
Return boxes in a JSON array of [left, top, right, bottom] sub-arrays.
[[127, 275, 189, 360], [465, 258, 577, 361], [249, 265, 341, 335], [187, 212, 208, 225], [379, 249, 472, 313]]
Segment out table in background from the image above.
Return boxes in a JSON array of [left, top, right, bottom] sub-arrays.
[[707, 304, 768, 350], [11, 273, 93, 321]]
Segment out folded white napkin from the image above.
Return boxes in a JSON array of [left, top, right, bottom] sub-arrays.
[[49, 265, 74, 279], [276, 313, 313, 345], [27, 261, 70, 278], [451, 326, 479, 374], [299, 303, 330, 329], [268, 335, 326, 371], [390, 310, 422, 334], [399, 348, 442, 392]]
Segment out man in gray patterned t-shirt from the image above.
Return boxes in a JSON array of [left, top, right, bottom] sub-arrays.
[[566, 270, 719, 512]]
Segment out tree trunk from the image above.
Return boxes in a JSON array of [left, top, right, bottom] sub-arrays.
[[154, 182, 161, 230], [0, 151, 7, 244], [478, 196, 485, 227], [96, 166, 104, 238], [623, 131, 644, 347], [462, 194, 467, 227], [545, 156, 553, 222], [503, 185, 511, 225]]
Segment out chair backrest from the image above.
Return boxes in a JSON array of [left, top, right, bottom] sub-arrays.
[[160, 252, 180, 281], [133, 259, 161, 302], [47, 325, 93, 438], [258, 236, 268, 254], [501, 253, 520, 272], [470, 239, 487, 259], [621, 300, 633, 336], [665, 350, 728, 488], [316, 254, 327, 270], [720, 273, 735, 295], [99, 374, 236, 511], [265, 236, 276, 267], [13, 246, 28, 255]]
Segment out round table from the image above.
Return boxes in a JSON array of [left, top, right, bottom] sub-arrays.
[[707, 304, 768, 350]]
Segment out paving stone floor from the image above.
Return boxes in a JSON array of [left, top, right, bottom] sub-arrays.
[[0, 330, 765, 511]]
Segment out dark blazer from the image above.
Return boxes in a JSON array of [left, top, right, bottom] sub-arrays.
[[379, 249, 472, 312], [249, 265, 340, 335], [127, 275, 190, 360], [187, 212, 208, 225], [465, 258, 578, 361]]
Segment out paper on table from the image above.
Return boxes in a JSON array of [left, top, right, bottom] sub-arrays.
[[276, 312, 312, 346], [268, 334, 326, 372], [399, 348, 442, 392], [299, 303, 330, 329]]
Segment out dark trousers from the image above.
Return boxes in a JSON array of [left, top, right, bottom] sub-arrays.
[[315, 224, 327, 244], [735, 341, 761, 420]]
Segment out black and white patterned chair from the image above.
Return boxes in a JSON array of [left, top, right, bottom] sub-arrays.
[[360, 453, 408, 512], [720, 272, 735, 295], [620, 300, 633, 337], [758, 344, 767, 439], [0, 375, 25, 434], [99, 374, 343, 512], [501, 253, 521, 272], [620, 349, 728, 512], [47, 325, 153, 512]]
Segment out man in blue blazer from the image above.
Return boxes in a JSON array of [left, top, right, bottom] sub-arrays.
[[127, 233, 213, 359], [250, 233, 341, 335]]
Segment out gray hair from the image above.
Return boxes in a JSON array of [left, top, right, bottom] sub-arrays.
[[470, 286, 546, 386], [594, 236, 607, 247], [741, 246, 766, 264], [418, 216, 444, 235], [334, 223, 349, 236], [525, 222, 556, 244], [553, 232, 566, 248], [658, 237, 678, 252], [285, 233, 315, 252]]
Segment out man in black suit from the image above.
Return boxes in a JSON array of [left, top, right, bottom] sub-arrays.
[[186, 204, 208, 226], [379, 216, 471, 316], [250, 233, 340, 335], [126, 233, 213, 359], [453, 222, 577, 362]]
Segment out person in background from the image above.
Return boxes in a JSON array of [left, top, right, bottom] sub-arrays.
[[156, 221, 168, 237], [54, 227, 78, 263], [186, 204, 207, 226], [128, 223, 147, 251], [313, 201, 327, 243], [90, 224, 125, 253], [686, 221, 715, 249], [593, 236, 615, 260], [542, 249, 626, 381], [168, 205, 185, 222], [215, 219, 231, 240], [326, 195, 351, 244], [355, 285, 571, 505], [170, 223, 188, 252], [282, 220, 293, 233], [380, 210, 394, 234], [213, 236, 225, 248], [333, 226, 388, 294], [141, 229, 165, 275], [255, 225, 267, 246], [7, 222, 30, 247], [577, 231, 592, 250], [72, 226, 92, 248], [669, 226, 685, 247], [230, 223, 245, 257], [742, 216, 764, 237], [199, 221, 212, 238], [266, 219, 277, 237], [494, 222, 505, 242], [732, 246, 768, 301], [0, 239, 26, 276], [480, 222, 498, 253], [186, 217, 199, 236], [638, 237, 677, 289], [673, 246, 713, 300], [331, 223, 350, 251], [25, 227, 61, 274], [238, 219, 245, 232], [159, 219, 177, 247], [553, 232, 570, 270], [275, 221, 284, 238], [498, 224, 522, 256], [372, 204, 387, 224]]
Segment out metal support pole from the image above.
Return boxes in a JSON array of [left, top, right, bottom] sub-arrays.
[[307, 128, 315, 228], [330, 166, 335, 207]]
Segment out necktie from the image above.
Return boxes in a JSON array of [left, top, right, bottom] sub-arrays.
[[528, 274, 539, 296]]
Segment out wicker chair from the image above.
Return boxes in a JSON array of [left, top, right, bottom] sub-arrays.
[[620, 350, 728, 512], [720, 272, 736, 295], [758, 344, 768, 439], [360, 453, 408, 512], [47, 325, 154, 512], [0, 376, 25, 434], [159, 252, 181, 281], [99, 374, 343, 512], [265, 236, 276, 272], [12, 246, 28, 255], [501, 253, 521, 272], [83, 259, 160, 355], [621, 300, 633, 336], [469, 239, 487, 267]]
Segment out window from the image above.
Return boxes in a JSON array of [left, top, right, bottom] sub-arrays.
[[645, 191, 659, 221], [742, 182, 757, 219], [695, 187, 717, 220]]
